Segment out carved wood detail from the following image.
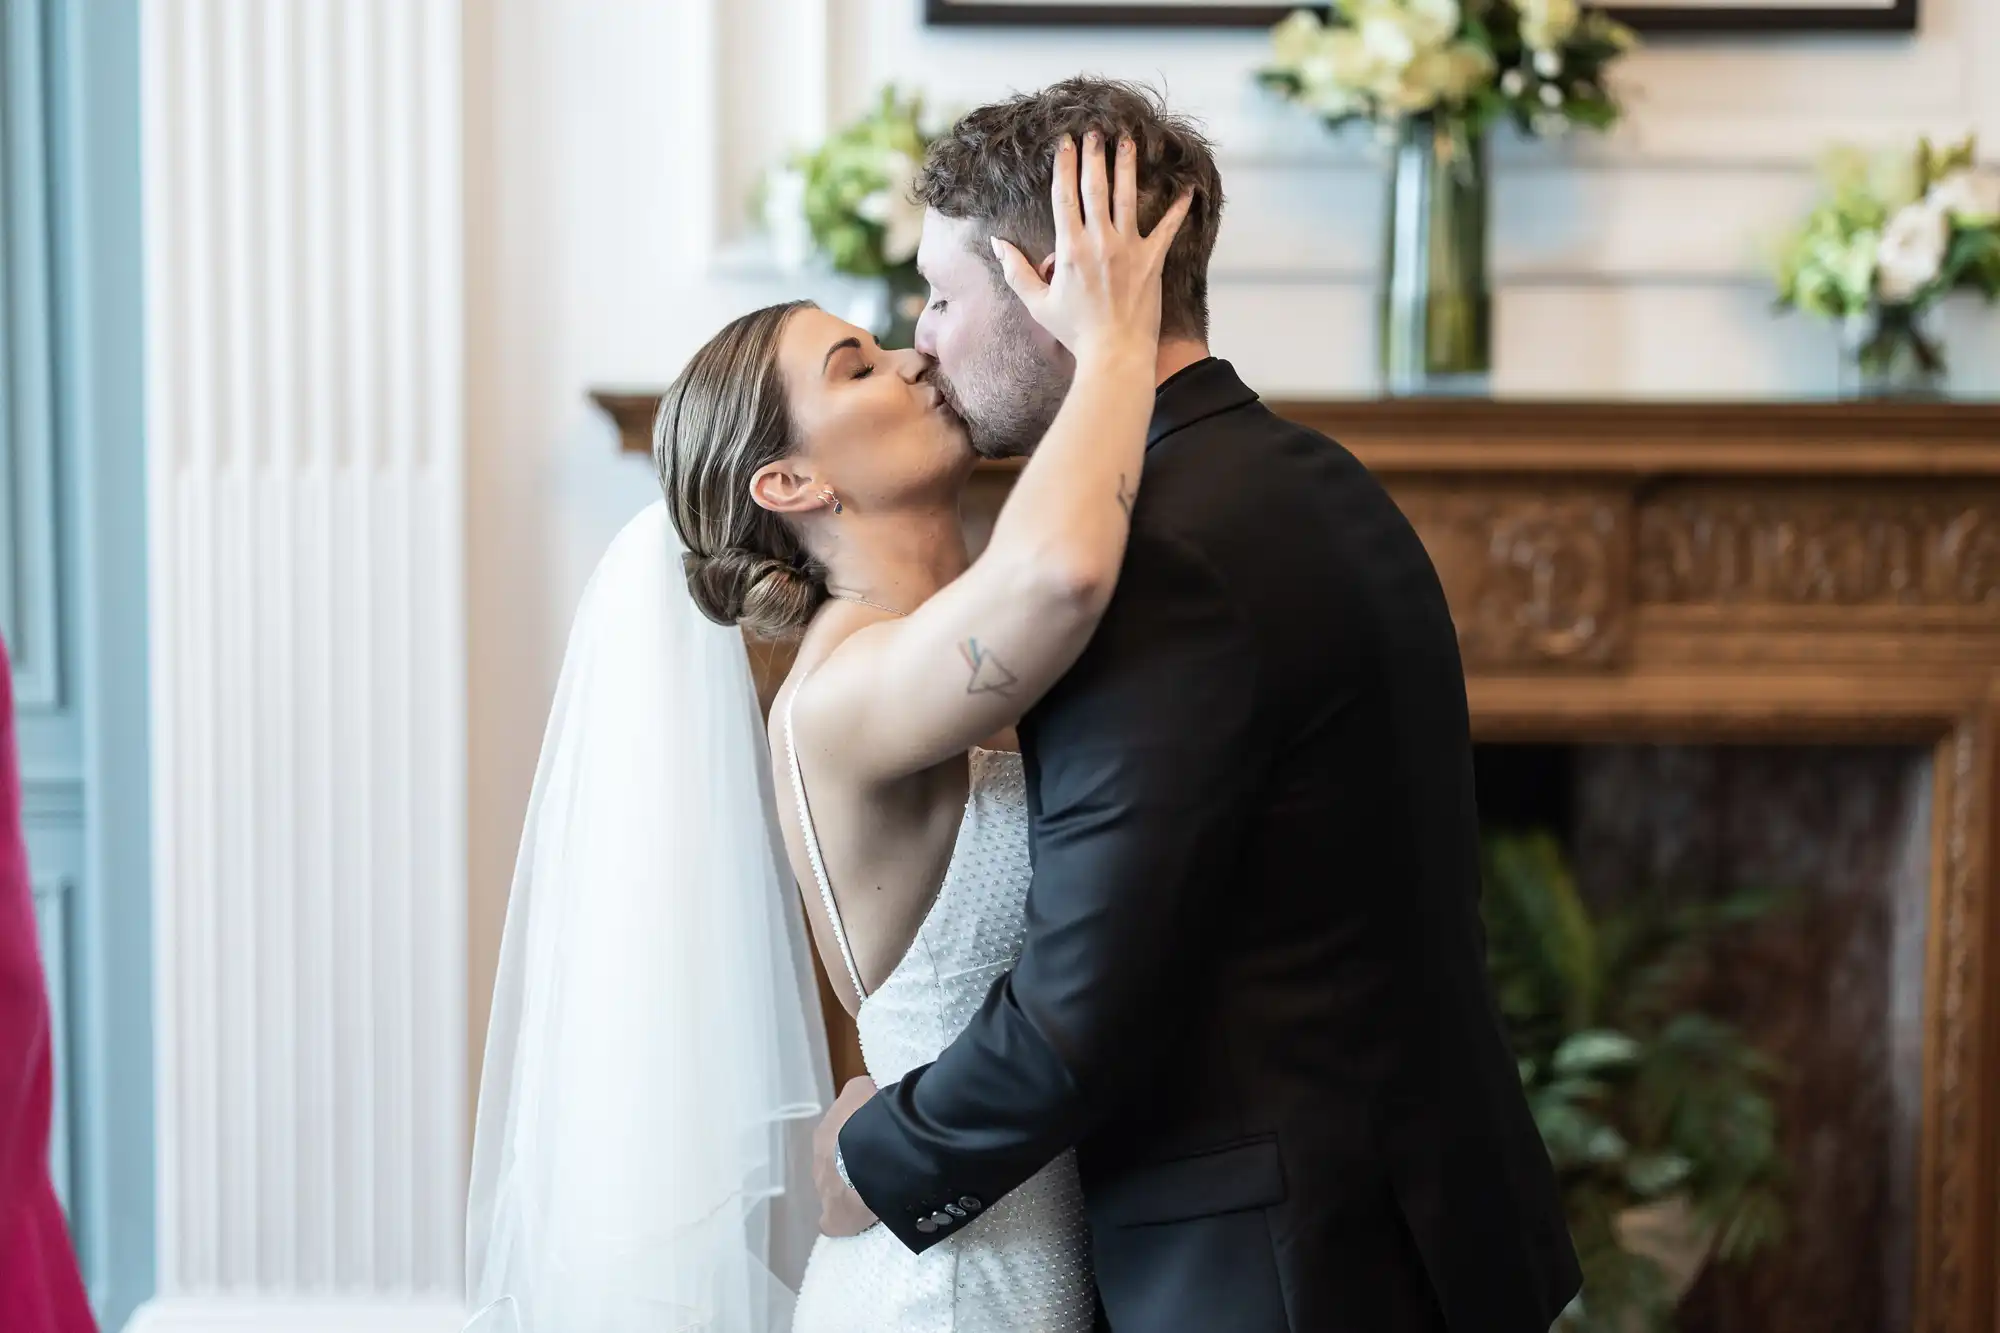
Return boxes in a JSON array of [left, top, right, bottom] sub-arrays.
[[1921, 705, 1997, 1333], [1637, 486, 2000, 609], [1388, 486, 1630, 670], [596, 390, 2000, 1333]]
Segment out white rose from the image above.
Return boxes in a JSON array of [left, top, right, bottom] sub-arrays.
[[1533, 48, 1562, 77], [1270, 9, 1327, 70], [1400, 48, 1458, 111], [879, 195, 924, 265], [859, 151, 925, 266], [1501, 68, 1526, 97], [1298, 54, 1362, 117], [1357, 8, 1420, 73], [1304, 83, 1363, 118], [1406, 0, 1462, 47], [1518, 0, 1580, 51], [1385, 42, 1484, 114], [1296, 29, 1375, 114], [1926, 169, 2000, 226], [1320, 28, 1382, 88], [1426, 41, 1494, 102], [1875, 201, 1948, 304]]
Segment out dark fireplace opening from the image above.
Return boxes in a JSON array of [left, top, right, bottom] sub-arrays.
[[1471, 742, 1933, 1333]]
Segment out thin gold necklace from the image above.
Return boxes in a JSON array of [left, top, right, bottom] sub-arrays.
[[829, 591, 907, 618]]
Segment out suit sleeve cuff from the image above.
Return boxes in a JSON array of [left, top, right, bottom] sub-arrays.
[[838, 1087, 971, 1256]]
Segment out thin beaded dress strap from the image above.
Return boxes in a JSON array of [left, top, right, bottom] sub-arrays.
[[783, 674, 869, 1002]]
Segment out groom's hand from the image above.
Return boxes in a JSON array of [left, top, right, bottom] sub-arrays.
[[814, 1076, 881, 1237]]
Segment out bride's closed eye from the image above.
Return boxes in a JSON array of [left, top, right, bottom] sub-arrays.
[[851, 362, 875, 381]]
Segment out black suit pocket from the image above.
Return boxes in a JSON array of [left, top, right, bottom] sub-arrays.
[[1093, 1135, 1287, 1227]]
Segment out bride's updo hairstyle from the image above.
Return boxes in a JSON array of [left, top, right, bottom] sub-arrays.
[[654, 299, 827, 637]]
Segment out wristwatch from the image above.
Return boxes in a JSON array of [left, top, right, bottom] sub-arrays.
[[833, 1142, 854, 1192]]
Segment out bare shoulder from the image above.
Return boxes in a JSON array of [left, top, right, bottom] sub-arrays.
[[777, 614, 898, 765]]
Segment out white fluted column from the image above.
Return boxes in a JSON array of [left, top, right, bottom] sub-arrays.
[[133, 1, 466, 1328]]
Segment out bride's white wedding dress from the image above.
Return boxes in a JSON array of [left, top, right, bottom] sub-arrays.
[[784, 694, 1096, 1333], [466, 504, 1094, 1332]]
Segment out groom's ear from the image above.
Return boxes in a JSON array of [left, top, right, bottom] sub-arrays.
[[1036, 252, 1057, 286], [749, 462, 823, 517]]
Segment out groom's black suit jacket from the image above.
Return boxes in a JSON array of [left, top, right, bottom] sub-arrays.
[[840, 360, 1580, 1332]]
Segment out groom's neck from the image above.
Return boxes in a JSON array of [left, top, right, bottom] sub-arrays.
[[1155, 338, 1211, 388]]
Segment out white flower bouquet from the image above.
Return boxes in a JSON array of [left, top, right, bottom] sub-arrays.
[[1257, 2, 1635, 394], [1774, 134, 2000, 393], [1258, 0, 1635, 140]]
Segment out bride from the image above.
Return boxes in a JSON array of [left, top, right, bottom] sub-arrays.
[[467, 137, 1188, 1330]]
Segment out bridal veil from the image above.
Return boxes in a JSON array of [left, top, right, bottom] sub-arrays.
[[466, 502, 831, 1332]]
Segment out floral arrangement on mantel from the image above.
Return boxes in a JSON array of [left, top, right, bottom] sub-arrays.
[[760, 87, 940, 348], [1772, 134, 2000, 398], [1258, 0, 1635, 142], [1257, 1, 1635, 395]]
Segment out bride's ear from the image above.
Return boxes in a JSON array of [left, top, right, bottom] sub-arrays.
[[750, 461, 825, 516]]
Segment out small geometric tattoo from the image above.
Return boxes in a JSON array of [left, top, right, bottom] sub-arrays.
[[1115, 473, 1138, 518], [960, 638, 1020, 696]]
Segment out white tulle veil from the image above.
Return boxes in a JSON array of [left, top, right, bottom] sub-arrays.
[[465, 502, 832, 1332]]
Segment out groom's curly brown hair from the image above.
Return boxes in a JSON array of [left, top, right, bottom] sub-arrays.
[[913, 77, 1224, 342]]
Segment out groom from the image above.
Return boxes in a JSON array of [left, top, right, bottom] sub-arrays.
[[814, 78, 1580, 1332]]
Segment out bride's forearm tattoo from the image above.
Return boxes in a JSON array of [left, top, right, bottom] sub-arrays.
[[1116, 473, 1137, 518], [960, 638, 1020, 696]]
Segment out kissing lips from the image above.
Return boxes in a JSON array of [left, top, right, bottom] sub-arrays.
[[926, 375, 969, 429]]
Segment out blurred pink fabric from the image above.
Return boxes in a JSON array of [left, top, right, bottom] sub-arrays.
[[0, 641, 95, 1332]]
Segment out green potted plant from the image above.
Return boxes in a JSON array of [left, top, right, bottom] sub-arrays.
[[1257, 1, 1635, 395], [762, 86, 939, 349], [1771, 134, 2000, 399], [1482, 832, 1789, 1332]]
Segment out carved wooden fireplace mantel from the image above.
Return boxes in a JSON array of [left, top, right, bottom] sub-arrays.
[[597, 392, 2000, 1333]]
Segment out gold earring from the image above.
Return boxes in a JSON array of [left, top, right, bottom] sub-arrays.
[[820, 487, 843, 515]]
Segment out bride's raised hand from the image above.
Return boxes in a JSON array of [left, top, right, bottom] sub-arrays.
[[990, 131, 1194, 363]]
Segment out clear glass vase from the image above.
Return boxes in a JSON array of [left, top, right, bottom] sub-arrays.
[[1839, 305, 1947, 400], [1380, 117, 1491, 397]]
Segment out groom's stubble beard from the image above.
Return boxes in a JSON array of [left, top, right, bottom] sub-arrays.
[[932, 310, 1071, 460]]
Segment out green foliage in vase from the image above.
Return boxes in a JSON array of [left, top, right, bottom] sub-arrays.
[[1482, 832, 1790, 1333], [777, 86, 937, 280], [1256, 0, 1635, 141]]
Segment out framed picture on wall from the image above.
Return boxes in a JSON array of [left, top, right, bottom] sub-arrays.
[[922, 0, 1918, 33], [1601, 0, 1915, 32]]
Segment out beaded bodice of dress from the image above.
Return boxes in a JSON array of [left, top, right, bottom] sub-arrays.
[[849, 748, 1033, 1083], [783, 689, 1096, 1333], [779, 686, 1034, 1080]]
